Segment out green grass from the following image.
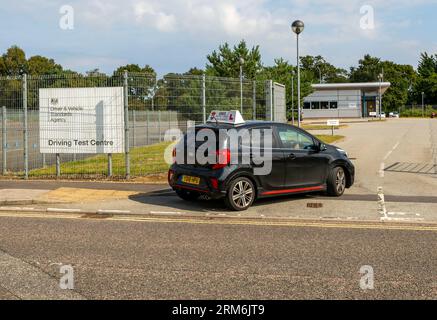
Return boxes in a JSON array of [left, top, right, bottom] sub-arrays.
[[315, 135, 344, 144], [29, 141, 173, 177], [28, 135, 345, 178]]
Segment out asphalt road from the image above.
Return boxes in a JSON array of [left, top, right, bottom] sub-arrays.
[[0, 214, 435, 299]]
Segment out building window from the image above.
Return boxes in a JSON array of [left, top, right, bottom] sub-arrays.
[[330, 101, 338, 109], [311, 101, 320, 109], [321, 101, 329, 109], [303, 102, 311, 109]]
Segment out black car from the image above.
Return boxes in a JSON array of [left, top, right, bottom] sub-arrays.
[[168, 114, 354, 211]]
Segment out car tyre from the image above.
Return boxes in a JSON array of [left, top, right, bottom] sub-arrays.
[[225, 177, 255, 211], [327, 166, 346, 197], [175, 189, 200, 201]]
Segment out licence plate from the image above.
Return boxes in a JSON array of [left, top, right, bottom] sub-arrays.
[[181, 175, 200, 185]]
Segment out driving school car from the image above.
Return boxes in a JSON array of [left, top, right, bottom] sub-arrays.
[[168, 111, 355, 211]]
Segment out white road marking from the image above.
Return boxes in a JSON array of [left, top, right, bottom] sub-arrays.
[[150, 211, 184, 215], [381, 217, 424, 222], [97, 209, 131, 214], [377, 187, 388, 219], [383, 141, 400, 161], [47, 208, 82, 213], [0, 207, 35, 211]]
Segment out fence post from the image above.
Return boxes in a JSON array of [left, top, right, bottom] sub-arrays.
[[2, 106, 6, 175], [270, 80, 274, 121], [158, 110, 162, 142], [132, 109, 136, 147], [146, 110, 149, 145], [123, 70, 130, 179], [56, 153, 61, 178], [22, 74, 29, 179], [202, 74, 206, 123], [252, 81, 256, 120], [108, 153, 113, 177]]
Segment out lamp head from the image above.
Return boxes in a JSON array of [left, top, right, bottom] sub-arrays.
[[291, 20, 305, 34]]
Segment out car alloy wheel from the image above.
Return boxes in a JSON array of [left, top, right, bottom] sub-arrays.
[[231, 180, 254, 209], [335, 168, 346, 194]]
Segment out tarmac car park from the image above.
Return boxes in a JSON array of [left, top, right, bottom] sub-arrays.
[[168, 111, 355, 211]]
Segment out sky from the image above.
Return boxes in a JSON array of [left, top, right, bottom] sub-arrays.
[[0, 0, 436, 76]]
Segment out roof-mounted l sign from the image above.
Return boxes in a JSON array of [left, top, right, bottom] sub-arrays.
[[207, 110, 245, 125]]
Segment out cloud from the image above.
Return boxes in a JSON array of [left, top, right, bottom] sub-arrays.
[[2, 0, 436, 73], [133, 1, 176, 32]]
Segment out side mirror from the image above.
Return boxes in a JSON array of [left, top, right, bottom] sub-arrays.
[[315, 142, 327, 152]]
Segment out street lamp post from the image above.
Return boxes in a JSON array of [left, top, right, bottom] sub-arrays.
[[378, 73, 383, 120], [316, 66, 322, 84], [422, 92, 425, 118], [291, 20, 304, 128], [239, 57, 245, 115], [291, 71, 295, 125]]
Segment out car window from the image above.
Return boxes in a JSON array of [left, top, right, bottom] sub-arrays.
[[241, 127, 276, 149], [276, 126, 315, 150]]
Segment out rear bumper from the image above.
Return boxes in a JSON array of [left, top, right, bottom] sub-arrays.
[[168, 166, 227, 199]]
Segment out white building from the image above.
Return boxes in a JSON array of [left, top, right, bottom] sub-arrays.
[[303, 82, 391, 118]]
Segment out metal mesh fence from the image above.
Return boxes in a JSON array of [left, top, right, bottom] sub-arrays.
[[0, 72, 280, 179]]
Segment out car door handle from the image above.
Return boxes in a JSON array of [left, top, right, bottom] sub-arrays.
[[287, 153, 296, 160]]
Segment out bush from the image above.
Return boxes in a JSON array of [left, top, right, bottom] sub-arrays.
[[400, 106, 436, 117]]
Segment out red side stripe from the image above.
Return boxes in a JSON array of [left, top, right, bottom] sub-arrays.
[[261, 185, 324, 196]]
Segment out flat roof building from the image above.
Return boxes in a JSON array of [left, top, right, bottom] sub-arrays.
[[303, 82, 391, 118]]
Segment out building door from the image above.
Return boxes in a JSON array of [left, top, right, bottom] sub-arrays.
[[367, 99, 376, 116]]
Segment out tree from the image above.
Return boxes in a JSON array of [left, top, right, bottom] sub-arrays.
[[417, 52, 437, 78], [300, 55, 348, 83], [0, 45, 27, 76], [414, 52, 437, 104], [349, 54, 382, 82], [27, 55, 63, 75], [113, 64, 156, 76], [380, 61, 416, 111], [184, 67, 204, 76], [206, 40, 263, 79]]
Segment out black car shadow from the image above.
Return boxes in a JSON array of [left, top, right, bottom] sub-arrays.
[[128, 189, 325, 213]]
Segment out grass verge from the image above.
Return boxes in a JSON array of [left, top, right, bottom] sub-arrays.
[[315, 135, 344, 144]]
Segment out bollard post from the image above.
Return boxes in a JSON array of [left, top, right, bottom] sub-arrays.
[[2, 106, 6, 175], [23, 74, 29, 179], [56, 153, 61, 178], [123, 70, 130, 179], [108, 153, 113, 177]]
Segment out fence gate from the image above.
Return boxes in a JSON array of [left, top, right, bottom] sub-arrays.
[[265, 81, 287, 123]]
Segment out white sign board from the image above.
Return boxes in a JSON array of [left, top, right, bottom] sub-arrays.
[[327, 119, 340, 126], [39, 87, 125, 154], [207, 110, 245, 125]]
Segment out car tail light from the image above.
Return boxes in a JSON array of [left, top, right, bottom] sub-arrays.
[[212, 149, 231, 170], [210, 178, 219, 190], [168, 169, 175, 185]]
